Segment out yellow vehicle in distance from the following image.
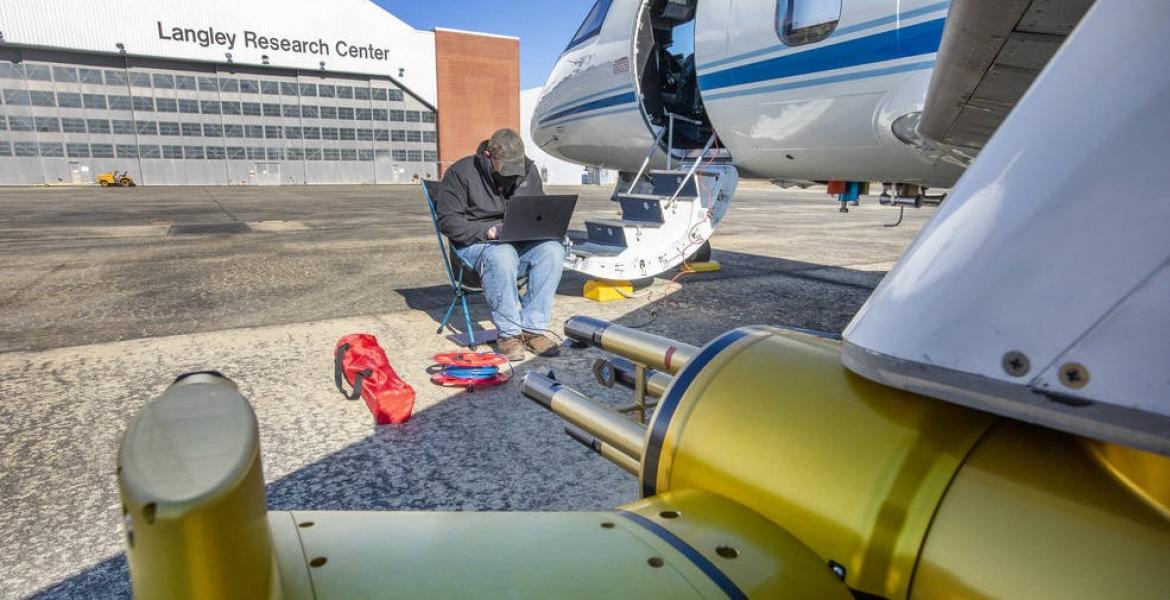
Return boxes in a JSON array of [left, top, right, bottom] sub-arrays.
[[97, 170, 136, 187]]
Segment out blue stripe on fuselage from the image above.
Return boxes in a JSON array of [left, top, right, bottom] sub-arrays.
[[697, 1, 950, 71], [697, 18, 945, 92], [538, 17, 945, 127]]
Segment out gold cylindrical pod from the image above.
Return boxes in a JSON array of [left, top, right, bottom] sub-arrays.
[[565, 316, 698, 374], [564, 427, 640, 475], [607, 357, 672, 398], [521, 373, 645, 460], [117, 373, 276, 600], [644, 326, 1170, 599]]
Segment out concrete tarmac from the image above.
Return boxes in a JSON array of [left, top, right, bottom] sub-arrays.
[[0, 183, 933, 598]]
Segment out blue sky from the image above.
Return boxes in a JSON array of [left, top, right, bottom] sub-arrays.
[[374, 0, 595, 90]]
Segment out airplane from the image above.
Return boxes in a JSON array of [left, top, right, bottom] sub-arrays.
[[114, 1, 1170, 598], [530, 0, 1092, 280]]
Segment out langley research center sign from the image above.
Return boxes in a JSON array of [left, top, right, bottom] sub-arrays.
[[156, 22, 392, 60]]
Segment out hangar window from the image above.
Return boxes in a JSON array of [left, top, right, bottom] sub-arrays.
[[108, 95, 131, 111], [162, 145, 183, 159], [406, 130, 422, 142], [112, 120, 136, 135], [300, 83, 317, 97], [153, 74, 175, 89], [322, 127, 339, 140], [320, 106, 338, 119], [375, 129, 389, 141], [175, 75, 196, 90], [67, 143, 90, 158], [129, 73, 152, 88], [776, 0, 840, 46], [91, 144, 114, 158], [303, 127, 321, 139], [219, 78, 239, 93], [262, 103, 281, 117], [224, 124, 243, 137], [25, 64, 52, 81], [355, 87, 370, 101], [372, 108, 387, 121], [424, 150, 438, 162], [115, 144, 138, 158], [302, 105, 319, 118], [245, 125, 264, 138], [4, 89, 30, 105], [389, 110, 404, 122], [227, 146, 246, 160], [183, 146, 203, 159], [83, 94, 107, 109], [405, 111, 421, 123], [287, 148, 304, 160], [388, 89, 404, 102], [14, 142, 38, 157], [206, 146, 226, 160], [222, 102, 242, 115], [80, 68, 103, 84], [339, 128, 356, 141], [179, 99, 200, 114], [247, 147, 265, 160], [0, 63, 23, 79], [39, 143, 64, 157], [240, 80, 259, 94], [356, 108, 372, 121], [337, 86, 354, 99], [391, 130, 405, 142], [324, 148, 341, 161], [357, 128, 373, 141], [338, 106, 355, 120], [57, 92, 83, 108], [284, 126, 302, 139], [62, 118, 87, 133], [264, 125, 282, 139], [53, 67, 78, 83], [201, 100, 221, 114], [8, 116, 33, 131], [104, 70, 127, 86], [133, 96, 154, 111], [318, 85, 336, 98], [261, 81, 280, 95], [159, 122, 181, 136], [139, 145, 161, 159], [372, 89, 388, 101], [35, 117, 60, 132], [283, 104, 301, 118], [156, 98, 178, 113], [198, 77, 218, 92], [341, 149, 357, 161], [421, 112, 436, 123], [87, 119, 111, 134], [30, 91, 56, 107], [567, 0, 614, 51], [359, 149, 373, 161], [136, 121, 157, 135], [181, 122, 201, 136], [203, 123, 223, 137], [281, 82, 299, 96], [305, 148, 322, 160]]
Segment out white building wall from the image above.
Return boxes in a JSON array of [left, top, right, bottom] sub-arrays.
[[0, 0, 437, 105]]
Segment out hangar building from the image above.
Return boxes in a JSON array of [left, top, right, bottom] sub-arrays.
[[0, 0, 519, 185]]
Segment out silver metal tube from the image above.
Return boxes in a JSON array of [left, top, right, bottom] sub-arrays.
[[564, 427, 640, 475], [565, 315, 698, 375], [521, 373, 644, 460]]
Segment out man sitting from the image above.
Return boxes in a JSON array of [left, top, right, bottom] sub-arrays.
[[436, 128, 564, 361]]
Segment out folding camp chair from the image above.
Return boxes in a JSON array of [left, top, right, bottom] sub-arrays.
[[421, 180, 483, 346]]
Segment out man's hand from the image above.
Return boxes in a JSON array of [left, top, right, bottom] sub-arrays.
[[487, 225, 500, 240]]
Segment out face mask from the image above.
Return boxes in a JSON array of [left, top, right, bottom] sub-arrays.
[[492, 171, 520, 189]]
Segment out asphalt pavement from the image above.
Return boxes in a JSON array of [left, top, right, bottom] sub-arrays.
[[0, 182, 934, 598]]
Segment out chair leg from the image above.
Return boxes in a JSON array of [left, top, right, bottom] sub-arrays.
[[460, 293, 477, 348], [438, 295, 459, 335]]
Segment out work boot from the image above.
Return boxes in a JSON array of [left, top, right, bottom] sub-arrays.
[[496, 335, 526, 361], [522, 332, 561, 357]]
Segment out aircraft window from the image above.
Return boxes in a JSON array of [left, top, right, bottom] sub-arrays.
[[776, 0, 840, 46], [566, 0, 614, 51]]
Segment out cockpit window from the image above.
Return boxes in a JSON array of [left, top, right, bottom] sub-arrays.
[[566, 0, 615, 51], [776, 0, 841, 46]]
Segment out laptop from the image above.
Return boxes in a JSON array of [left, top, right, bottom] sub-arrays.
[[496, 195, 578, 242]]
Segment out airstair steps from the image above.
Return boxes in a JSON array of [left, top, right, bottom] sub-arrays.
[[564, 131, 739, 280]]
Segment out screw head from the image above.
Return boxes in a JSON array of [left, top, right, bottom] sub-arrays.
[[1002, 351, 1030, 377], [1059, 363, 1090, 389]]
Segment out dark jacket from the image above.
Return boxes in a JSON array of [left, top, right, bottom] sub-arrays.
[[437, 140, 544, 246]]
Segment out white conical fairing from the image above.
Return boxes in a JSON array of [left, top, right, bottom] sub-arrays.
[[843, 0, 1170, 454]]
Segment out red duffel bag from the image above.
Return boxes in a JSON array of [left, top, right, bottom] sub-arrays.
[[334, 333, 415, 424]]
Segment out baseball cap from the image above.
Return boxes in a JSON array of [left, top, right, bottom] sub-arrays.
[[488, 128, 527, 177]]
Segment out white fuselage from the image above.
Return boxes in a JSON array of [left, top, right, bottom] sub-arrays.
[[532, 0, 964, 187]]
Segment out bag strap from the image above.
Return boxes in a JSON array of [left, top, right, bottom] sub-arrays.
[[334, 343, 372, 401]]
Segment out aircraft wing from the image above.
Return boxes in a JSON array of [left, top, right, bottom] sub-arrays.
[[918, 0, 1095, 153]]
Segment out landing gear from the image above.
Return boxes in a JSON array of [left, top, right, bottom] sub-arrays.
[[685, 240, 712, 264]]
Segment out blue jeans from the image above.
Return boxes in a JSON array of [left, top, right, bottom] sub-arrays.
[[454, 240, 566, 337]]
